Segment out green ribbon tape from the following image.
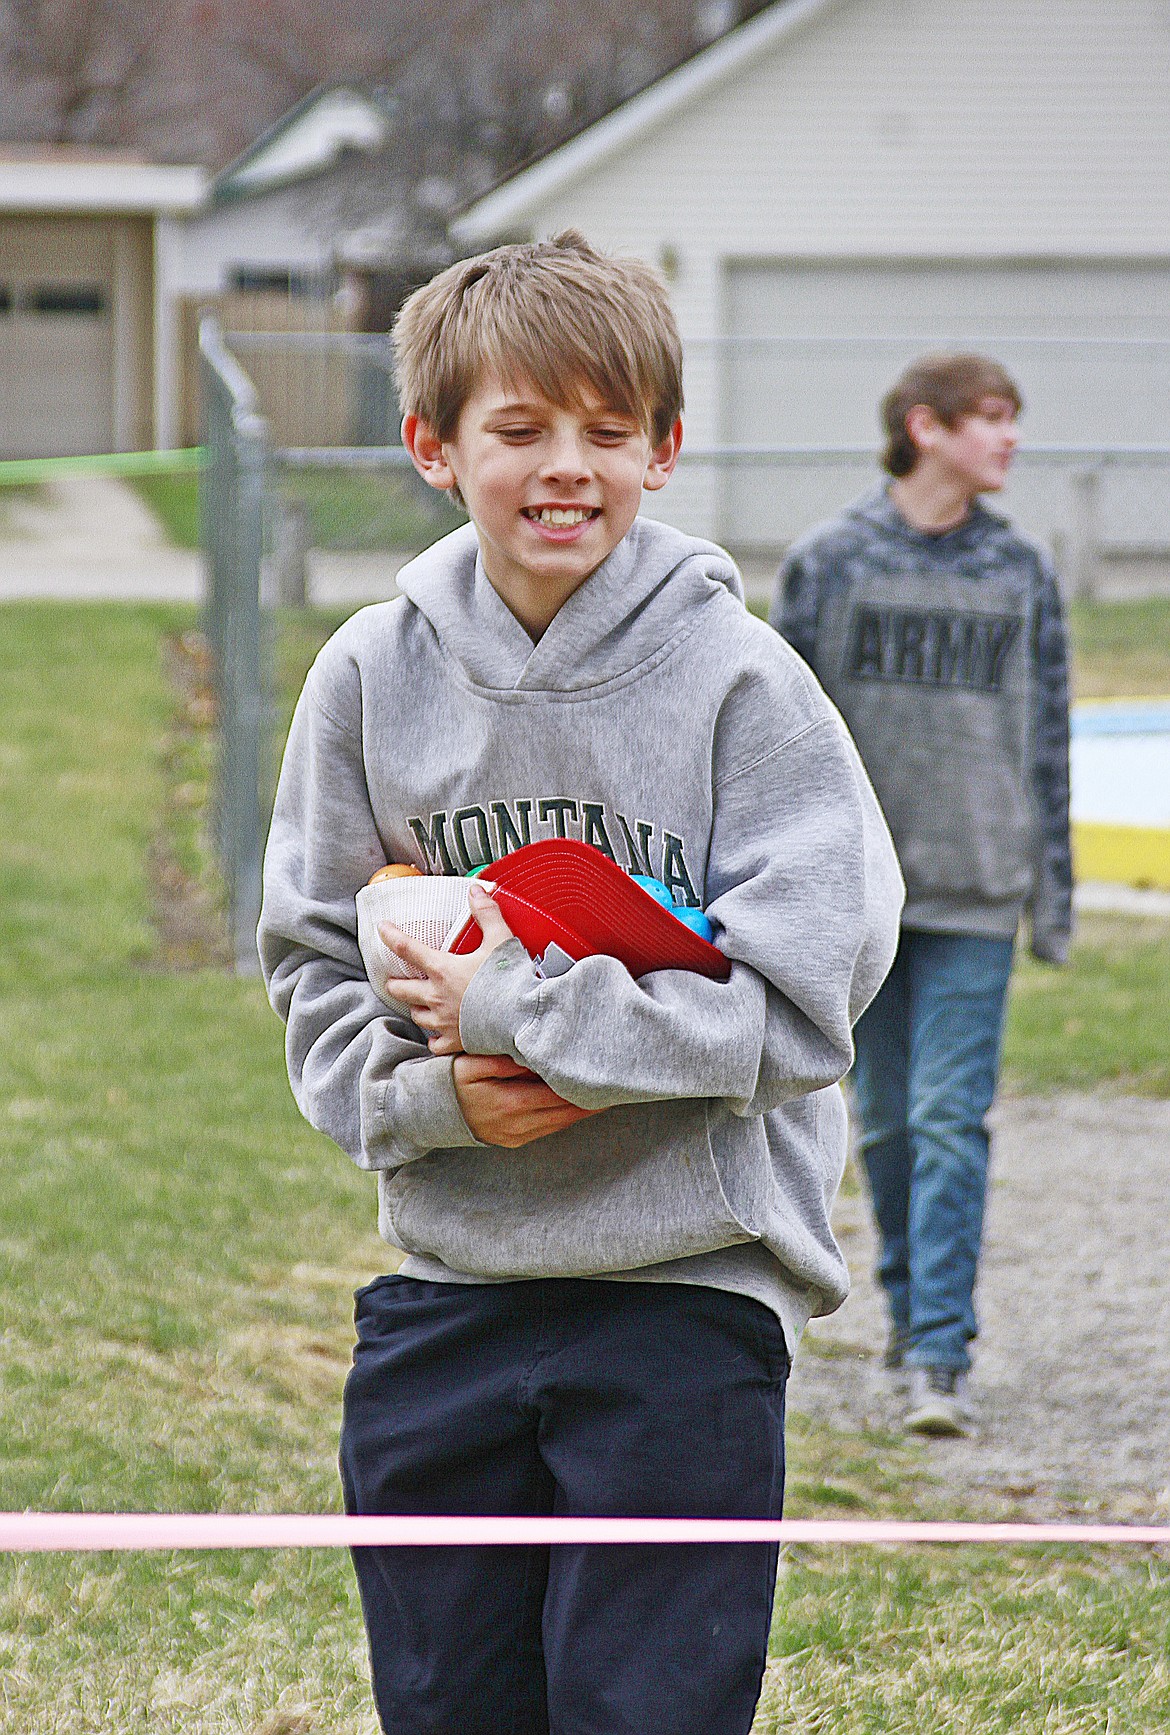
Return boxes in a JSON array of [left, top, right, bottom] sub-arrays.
[[0, 448, 205, 487]]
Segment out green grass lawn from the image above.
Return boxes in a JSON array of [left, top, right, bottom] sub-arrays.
[[127, 473, 202, 550], [1068, 596, 1170, 698], [1006, 914, 1170, 1095], [128, 468, 462, 554], [0, 604, 388, 1731], [274, 466, 463, 552], [1, 602, 1168, 1733]]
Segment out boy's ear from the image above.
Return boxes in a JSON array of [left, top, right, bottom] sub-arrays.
[[903, 403, 942, 457], [402, 414, 457, 492], [642, 417, 683, 494]]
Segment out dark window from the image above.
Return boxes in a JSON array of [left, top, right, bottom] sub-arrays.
[[0, 285, 11, 313], [21, 284, 106, 315], [229, 268, 328, 298]]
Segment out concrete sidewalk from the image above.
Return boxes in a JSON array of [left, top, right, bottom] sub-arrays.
[[0, 473, 203, 602], [0, 473, 416, 608]]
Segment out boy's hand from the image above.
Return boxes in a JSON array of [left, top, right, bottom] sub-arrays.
[[453, 1054, 596, 1147], [379, 880, 515, 1054]]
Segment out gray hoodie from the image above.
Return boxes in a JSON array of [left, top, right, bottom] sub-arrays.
[[773, 486, 1072, 960], [258, 516, 903, 1354]]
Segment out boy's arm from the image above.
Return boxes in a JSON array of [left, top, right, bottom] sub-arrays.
[[459, 708, 904, 1116], [769, 547, 820, 667], [259, 682, 586, 1167], [1027, 554, 1073, 964]]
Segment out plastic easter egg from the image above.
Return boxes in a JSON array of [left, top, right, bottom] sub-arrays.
[[631, 874, 676, 909], [368, 863, 423, 885], [669, 905, 715, 943]]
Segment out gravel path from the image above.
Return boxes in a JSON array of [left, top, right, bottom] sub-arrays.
[[789, 1093, 1170, 1518]]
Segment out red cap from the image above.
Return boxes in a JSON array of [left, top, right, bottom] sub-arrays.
[[449, 838, 730, 982]]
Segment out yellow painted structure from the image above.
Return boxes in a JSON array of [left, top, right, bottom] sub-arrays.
[[1072, 822, 1170, 891]]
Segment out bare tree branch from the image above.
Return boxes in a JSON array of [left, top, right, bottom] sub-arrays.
[[0, 0, 773, 174]]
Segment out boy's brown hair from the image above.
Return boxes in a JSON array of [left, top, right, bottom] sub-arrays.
[[881, 353, 1023, 477], [392, 231, 683, 444]]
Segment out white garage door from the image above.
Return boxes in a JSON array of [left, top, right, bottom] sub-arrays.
[[0, 218, 115, 458], [720, 260, 1170, 551]]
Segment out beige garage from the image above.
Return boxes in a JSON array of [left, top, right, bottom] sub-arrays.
[[0, 154, 204, 459]]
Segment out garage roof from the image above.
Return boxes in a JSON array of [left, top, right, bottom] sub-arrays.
[[0, 149, 205, 214], [213, 86, 391, 203]]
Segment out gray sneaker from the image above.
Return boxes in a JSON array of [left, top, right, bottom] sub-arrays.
[[904, 1366, 974, 1437]]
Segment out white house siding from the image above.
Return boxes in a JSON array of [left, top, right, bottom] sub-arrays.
[[459, 0, 1170, 555], [112, 217, 154, 452], [169, 181, 337, 299], [525, 0, 1170, 262]]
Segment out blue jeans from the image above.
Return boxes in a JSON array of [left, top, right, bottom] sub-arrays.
[[851, 929, 1015, 1373], [340, 1276, 789, 1735]]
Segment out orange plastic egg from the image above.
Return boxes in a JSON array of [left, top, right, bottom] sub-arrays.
[[368, 863, 424, 885]]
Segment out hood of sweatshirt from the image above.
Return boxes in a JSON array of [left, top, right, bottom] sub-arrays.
[[845, 482, 1010, 559], [394, 516, 745, 694]]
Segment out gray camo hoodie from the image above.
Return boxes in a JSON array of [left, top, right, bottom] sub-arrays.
[[258, 516, 904, 1353], [772, 485, 1072, 959]]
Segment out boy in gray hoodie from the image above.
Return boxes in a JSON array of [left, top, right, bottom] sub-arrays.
[[772, 353, 1072, 1440], [258, 232, 902, 1735]]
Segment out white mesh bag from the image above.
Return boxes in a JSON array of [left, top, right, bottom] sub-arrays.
[[356, 876, 473, 1006]]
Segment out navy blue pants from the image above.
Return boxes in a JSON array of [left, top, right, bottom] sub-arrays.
[[340, 1276, 789, 1735]]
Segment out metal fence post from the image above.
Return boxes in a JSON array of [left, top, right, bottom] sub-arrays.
[[199, 315, 269, 975], [1069, 467, 1102, 602]]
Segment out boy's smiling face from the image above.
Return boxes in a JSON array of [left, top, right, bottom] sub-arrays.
[[404, 375, 682, 637]]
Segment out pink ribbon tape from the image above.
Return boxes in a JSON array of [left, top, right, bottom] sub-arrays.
[[2, 1514, 1168, 1553]]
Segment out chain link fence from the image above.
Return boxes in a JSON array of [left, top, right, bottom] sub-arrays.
[[685, 334, 1170, 595], [223, 328, 1170, 600], [200, 323, 1170, 967], [199, 317, 268, 973]]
